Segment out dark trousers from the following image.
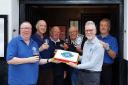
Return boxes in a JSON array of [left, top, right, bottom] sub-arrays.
[[100, 63, 113, 85], [77, 70, 100, 85], [54, 74, 64, 85], [37, 67, 53, 85], [71, 69, 78, 85], [0, 61, 8, 85], [53, 64, 64, 85]]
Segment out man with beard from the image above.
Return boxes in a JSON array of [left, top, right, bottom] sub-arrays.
[[67, 21, 104, 85]]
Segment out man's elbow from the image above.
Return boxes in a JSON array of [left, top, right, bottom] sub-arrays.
[[7, 60, 12, 64], [7, 58, 16, 64]]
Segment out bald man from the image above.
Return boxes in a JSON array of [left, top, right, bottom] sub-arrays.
[[49, 26, 66, 85], [6, 21, 39, 85], [32, 20, 54, 85]]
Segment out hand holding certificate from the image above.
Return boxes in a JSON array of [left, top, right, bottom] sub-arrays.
[[53, 50, 79, 64]]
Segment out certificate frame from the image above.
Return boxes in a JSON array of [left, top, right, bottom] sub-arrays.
[[69, 20, 79, 29], [53, 50, 79, 64], [0, 15, 8, 60], [69, 19, 81, 33]]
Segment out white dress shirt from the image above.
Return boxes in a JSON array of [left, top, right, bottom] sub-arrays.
[[77, 37, 104, 71]]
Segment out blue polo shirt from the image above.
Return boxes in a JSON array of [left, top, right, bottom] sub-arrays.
[[6, 35, 39, 85], [97, 35, 118, 64]]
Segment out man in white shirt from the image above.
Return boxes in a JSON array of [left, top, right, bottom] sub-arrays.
[[67, 21, 104, 85]]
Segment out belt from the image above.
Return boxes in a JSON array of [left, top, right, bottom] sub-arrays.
[[80, 69, 100, 73]]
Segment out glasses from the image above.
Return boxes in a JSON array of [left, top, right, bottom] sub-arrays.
[[21, 27, 31, 30], [69, 31, 77, 34], [85, 29, 94, 32]]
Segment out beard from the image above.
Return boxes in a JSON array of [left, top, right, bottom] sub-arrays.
[[86, 35, 94, 40]]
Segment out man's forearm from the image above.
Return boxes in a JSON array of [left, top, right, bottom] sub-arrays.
[[7, 57, 31, 65], [39, 59, 48, 65], [107, 49, 117, 59]]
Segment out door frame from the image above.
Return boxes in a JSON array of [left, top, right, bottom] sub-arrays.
[[0, 15, 8, 61], [19, 0, 125, 85]]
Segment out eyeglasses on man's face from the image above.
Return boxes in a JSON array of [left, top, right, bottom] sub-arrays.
[[85, 29, 94, 32]]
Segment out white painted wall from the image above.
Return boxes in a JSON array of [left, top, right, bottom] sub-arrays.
[[124, 0, 128, 61], [0, 0, 19, 57], [0, 0, 19, 42], [10, 0, 19, 39], [0, 0, 10, 14]]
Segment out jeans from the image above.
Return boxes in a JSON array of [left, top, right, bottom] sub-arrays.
[[71, 69, 78, 85]]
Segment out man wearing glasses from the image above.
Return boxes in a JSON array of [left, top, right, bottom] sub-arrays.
[[67, 21, 104, 85]]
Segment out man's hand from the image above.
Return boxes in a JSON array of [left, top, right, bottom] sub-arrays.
[[64, 71, 67, 79], [67, 62, 77, 68], [39, 43, 49, 51], [100, 40, 110, 50], [28, 56, 39, 63], [63, 43, 69, 50], [76, 45, 82, 53], [49, 58, 61, 63]]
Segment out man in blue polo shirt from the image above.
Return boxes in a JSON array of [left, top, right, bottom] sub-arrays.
[[6, 22, 39, 85], [97, 18, 118, 85]]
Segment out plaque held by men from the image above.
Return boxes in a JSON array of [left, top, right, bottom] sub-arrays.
[[53, 50, 79, 64]]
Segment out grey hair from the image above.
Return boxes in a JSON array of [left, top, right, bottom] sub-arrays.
[[50, 26, 60, 36], [36, 20, 47, 29], [69, 26, 78, 32], [85, 21, 96, 30], [20, 21, 32, 29]]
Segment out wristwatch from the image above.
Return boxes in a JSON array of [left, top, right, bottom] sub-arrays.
[[47, 59, 49, 63], [106, 45, 110, 51]]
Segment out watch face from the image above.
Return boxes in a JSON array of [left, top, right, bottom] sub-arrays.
[[60, 44, 64, 48]]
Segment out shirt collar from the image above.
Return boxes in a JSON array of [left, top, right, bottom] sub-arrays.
[[19, 35, 34, 44], [99, 34, 110, 39], [50, 37, 60, 43], [35, 32, 44, 39], [19, 35, 23, 41], [86, 37, 99, 44]]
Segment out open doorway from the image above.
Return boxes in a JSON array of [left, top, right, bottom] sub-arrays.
[[20, 1, 123, 84], [25, 5, 119, 37], [25, 4, 120, 85]]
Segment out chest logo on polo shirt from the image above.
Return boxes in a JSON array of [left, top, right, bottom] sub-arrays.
[[61, 52, 73, 58], [32, 47, 39, 56]]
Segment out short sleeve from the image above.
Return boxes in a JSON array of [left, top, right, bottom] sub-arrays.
[[110, 38, 118, 54], [6, 39, 18, 61]]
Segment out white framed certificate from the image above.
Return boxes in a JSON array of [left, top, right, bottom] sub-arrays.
[[0, 15, 8, 58], [0, 18, 4, 57], [53, 50, 79, 64]]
